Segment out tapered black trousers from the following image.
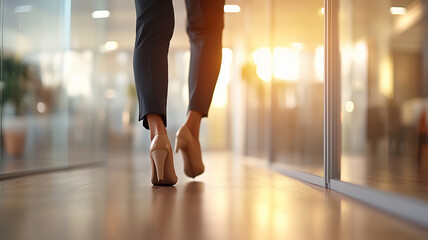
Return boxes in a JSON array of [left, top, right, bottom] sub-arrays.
[[133, 0, 224, 129]]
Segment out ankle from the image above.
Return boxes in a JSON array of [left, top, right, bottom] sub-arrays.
[[184, 122, 199, 140], [184, 111, 203, 141], [147, 114, 167, 140], [151, 128, 167, 140]]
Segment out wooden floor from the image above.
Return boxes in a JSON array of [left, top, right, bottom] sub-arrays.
[[1, 151, 427, 240]]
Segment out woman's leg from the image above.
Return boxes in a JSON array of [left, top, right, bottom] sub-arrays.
[[133, 0, 174, 131], [134, 0, 177, 185], [184, 0, 225, 139]]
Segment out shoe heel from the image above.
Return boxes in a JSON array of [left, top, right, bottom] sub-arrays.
[[174, 138, 188, 153], [151, 150, 167, 181]]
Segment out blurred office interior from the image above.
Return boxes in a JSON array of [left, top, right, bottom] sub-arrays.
[[1, 0, 428, 237]]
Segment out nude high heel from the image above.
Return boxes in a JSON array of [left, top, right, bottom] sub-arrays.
[[175, 125, 204, 178], [150, 133, 178, 186]]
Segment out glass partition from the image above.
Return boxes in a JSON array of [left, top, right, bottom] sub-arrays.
[[271, 0, 325, 176], [1, 0, 107, 174], [339, 0, 428, 201], [234, 0, 272, 158]]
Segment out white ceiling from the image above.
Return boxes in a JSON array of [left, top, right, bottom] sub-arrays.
[[3, 0, 423, 54], [70, 0, 248, 50], [70, 0, 325, 51]]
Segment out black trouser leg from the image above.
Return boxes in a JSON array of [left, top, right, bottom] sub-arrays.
[[133, 0, 174, 129], [185, 0, 225, 117]]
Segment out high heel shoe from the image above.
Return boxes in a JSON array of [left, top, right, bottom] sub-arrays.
[[174, 125, 204, 178], [150, 133, 178, 186]]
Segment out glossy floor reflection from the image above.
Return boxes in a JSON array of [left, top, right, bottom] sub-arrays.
[[0, 151, 427, 240], [341, 154, 428, 201]]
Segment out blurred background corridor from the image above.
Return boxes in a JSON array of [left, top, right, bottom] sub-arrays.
[[1, 0, 428, 239]]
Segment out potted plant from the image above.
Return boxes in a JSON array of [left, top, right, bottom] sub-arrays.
[[1, 53, 30, 156]]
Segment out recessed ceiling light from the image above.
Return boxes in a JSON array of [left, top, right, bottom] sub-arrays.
[[224, 5, 240, 13], [390, 7, 406, 15], [92, 10, 110, 19], [36, 102, 46, 113], [15, 5, 32, 13], [345, 101, 355, 113], [99, 41, 118, 52], [105, 41, 118, 51]]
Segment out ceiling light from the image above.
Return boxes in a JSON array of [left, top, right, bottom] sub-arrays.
[[36, 102, 46, 113], [92, 10, 110, 19], [224, 5, 241, 13], [345, 101, 355, 113], [100, 41, 118, 52], [104, 41, 118, 51], [15, 5, 32, 13], [390, 7, 406, 15], [319, 7, 325, 15]]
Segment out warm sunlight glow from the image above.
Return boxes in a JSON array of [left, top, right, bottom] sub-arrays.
[[212, 48, 233, 108], [252, 47, 300, 82], [252, 47, 272, 82], [224, 5, 241, 13], [379, 56, 394, 99], [390, 7, 406, 15], [273, 47, 300, 81], [354, 41, 368, 63], [314, 46, 324, 82], [182, 51, 191, 104], [291, 42, 304, 51], [345, 101, 354, 113], [285, 88, 297, 109]]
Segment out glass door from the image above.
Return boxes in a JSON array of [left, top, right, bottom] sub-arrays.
[[336, 0, 428, 201]]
